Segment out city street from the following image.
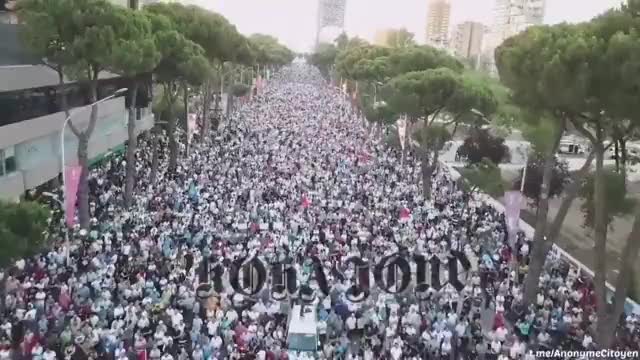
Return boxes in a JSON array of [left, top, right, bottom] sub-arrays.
[[1, 0, 640, 358]]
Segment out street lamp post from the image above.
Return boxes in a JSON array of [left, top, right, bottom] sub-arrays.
[[520, 146, 529, 192], [59, 87, 127, 231]]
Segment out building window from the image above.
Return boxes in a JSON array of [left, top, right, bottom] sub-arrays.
[[0, 146, 16, 176]]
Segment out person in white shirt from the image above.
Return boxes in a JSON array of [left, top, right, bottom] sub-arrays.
[[389, 342, 402, 360], [495, 326, 508, 342], [491, 339, 502, 355]]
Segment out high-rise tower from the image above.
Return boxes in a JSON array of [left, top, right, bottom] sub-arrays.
[[316, 0, 347, 48], [425, 0, 451, 48]]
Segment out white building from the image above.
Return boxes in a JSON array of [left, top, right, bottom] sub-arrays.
[[451, 21, 486, 64], [480, 0, 545, 76]]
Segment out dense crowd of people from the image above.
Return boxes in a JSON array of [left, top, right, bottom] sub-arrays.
[[0, 65, 638, 360]]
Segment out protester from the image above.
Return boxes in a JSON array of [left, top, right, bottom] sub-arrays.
[[0, 64, 637, 360]]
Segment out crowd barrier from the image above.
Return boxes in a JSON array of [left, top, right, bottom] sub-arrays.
[[444, 163, 640, 316]]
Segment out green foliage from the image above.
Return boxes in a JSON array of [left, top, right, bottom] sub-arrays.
[[335, 45, 391, 81], [385, 28, 416, 48], [153, 30, 208, 85], [457, 129, 510, 165], [495, 24, 593, 115], [414, 124, 451, 152], [144, 3, 239, 62], [364, 102, 398, 125], [309, 43, 338, 78], [18, 0, 77, 70], [0, 201, 50, 266], [387, 68, 461, 118], [448, 73, 498, 120], [521, 115, 563, 155], [109, 8, 161, 77], [68, 0, 132, 81], [515, 152, 570, 206], [19, 0, 127, 81], [462, 70, 518, 128], [459, 158, 505, 198], [248, 34, 295, 66], [387, 46, 463, 77], [579, 169, 636, 229]]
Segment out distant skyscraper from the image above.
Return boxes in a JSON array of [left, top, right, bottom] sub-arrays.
[[425, 0, 451, 48], [481, 0, 546, 76], [316, 0, 347, 47], [452, 21, 486, 63]]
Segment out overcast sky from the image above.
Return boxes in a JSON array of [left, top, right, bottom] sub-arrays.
[[185, 0, 624, 52]]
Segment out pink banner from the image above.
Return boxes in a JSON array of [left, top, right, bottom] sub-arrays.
[[64, 165, 82, 227], [301, 195, 311, 208]]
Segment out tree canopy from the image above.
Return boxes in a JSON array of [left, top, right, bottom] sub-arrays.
[[0, 201, 50, 267], [385, 28, 416, 48], [457, 129, 510, 165], [515, 152, 570, 206], [458, 158, 505, 198]]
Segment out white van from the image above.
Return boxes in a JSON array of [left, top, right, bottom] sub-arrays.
[[287, 304, 319, 359], [559, 139, 586, 155]]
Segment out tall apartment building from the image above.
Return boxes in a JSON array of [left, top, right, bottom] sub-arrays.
[[0, 2, 154, 201], [316, 0, 347, 47], [452, 21, 485, 62], [481, 0, 545, 76], [425, 0, 451, 48]]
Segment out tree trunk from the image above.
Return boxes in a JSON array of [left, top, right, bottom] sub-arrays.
[[213, 93, 221, 131], [614, 140, 620, 173], [421, 150, 433, 200], [0, 275, 7, 317], [593, 143, 609, 344], [227, 94, 234, 118], [201, 82, 212, 139], [150, 124, 160, 185], [76, 80, 99, 230], [168, 115, 178, 171], [599, 204, 640, 347], [124, 81, 139, 208], [183, 83, 190, 146], [166, 84, 178, 171], [524, 150, 594, 306], [522, 130, 563, 306], [620, 138, 627, 191], [76, 133, 90, 229], [547, 151, 595, 242]]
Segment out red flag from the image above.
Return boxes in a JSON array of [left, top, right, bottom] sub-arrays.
[[301, 195, 311, 208], [400, 207, 411, 220]]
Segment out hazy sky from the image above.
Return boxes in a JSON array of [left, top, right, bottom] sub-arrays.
[[185, 0, 624, 52]]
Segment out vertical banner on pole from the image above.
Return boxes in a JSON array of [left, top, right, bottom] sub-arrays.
[[397, 116, 407, 151], [504, 190, 523, 247], [64, 165, 82, 227]]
